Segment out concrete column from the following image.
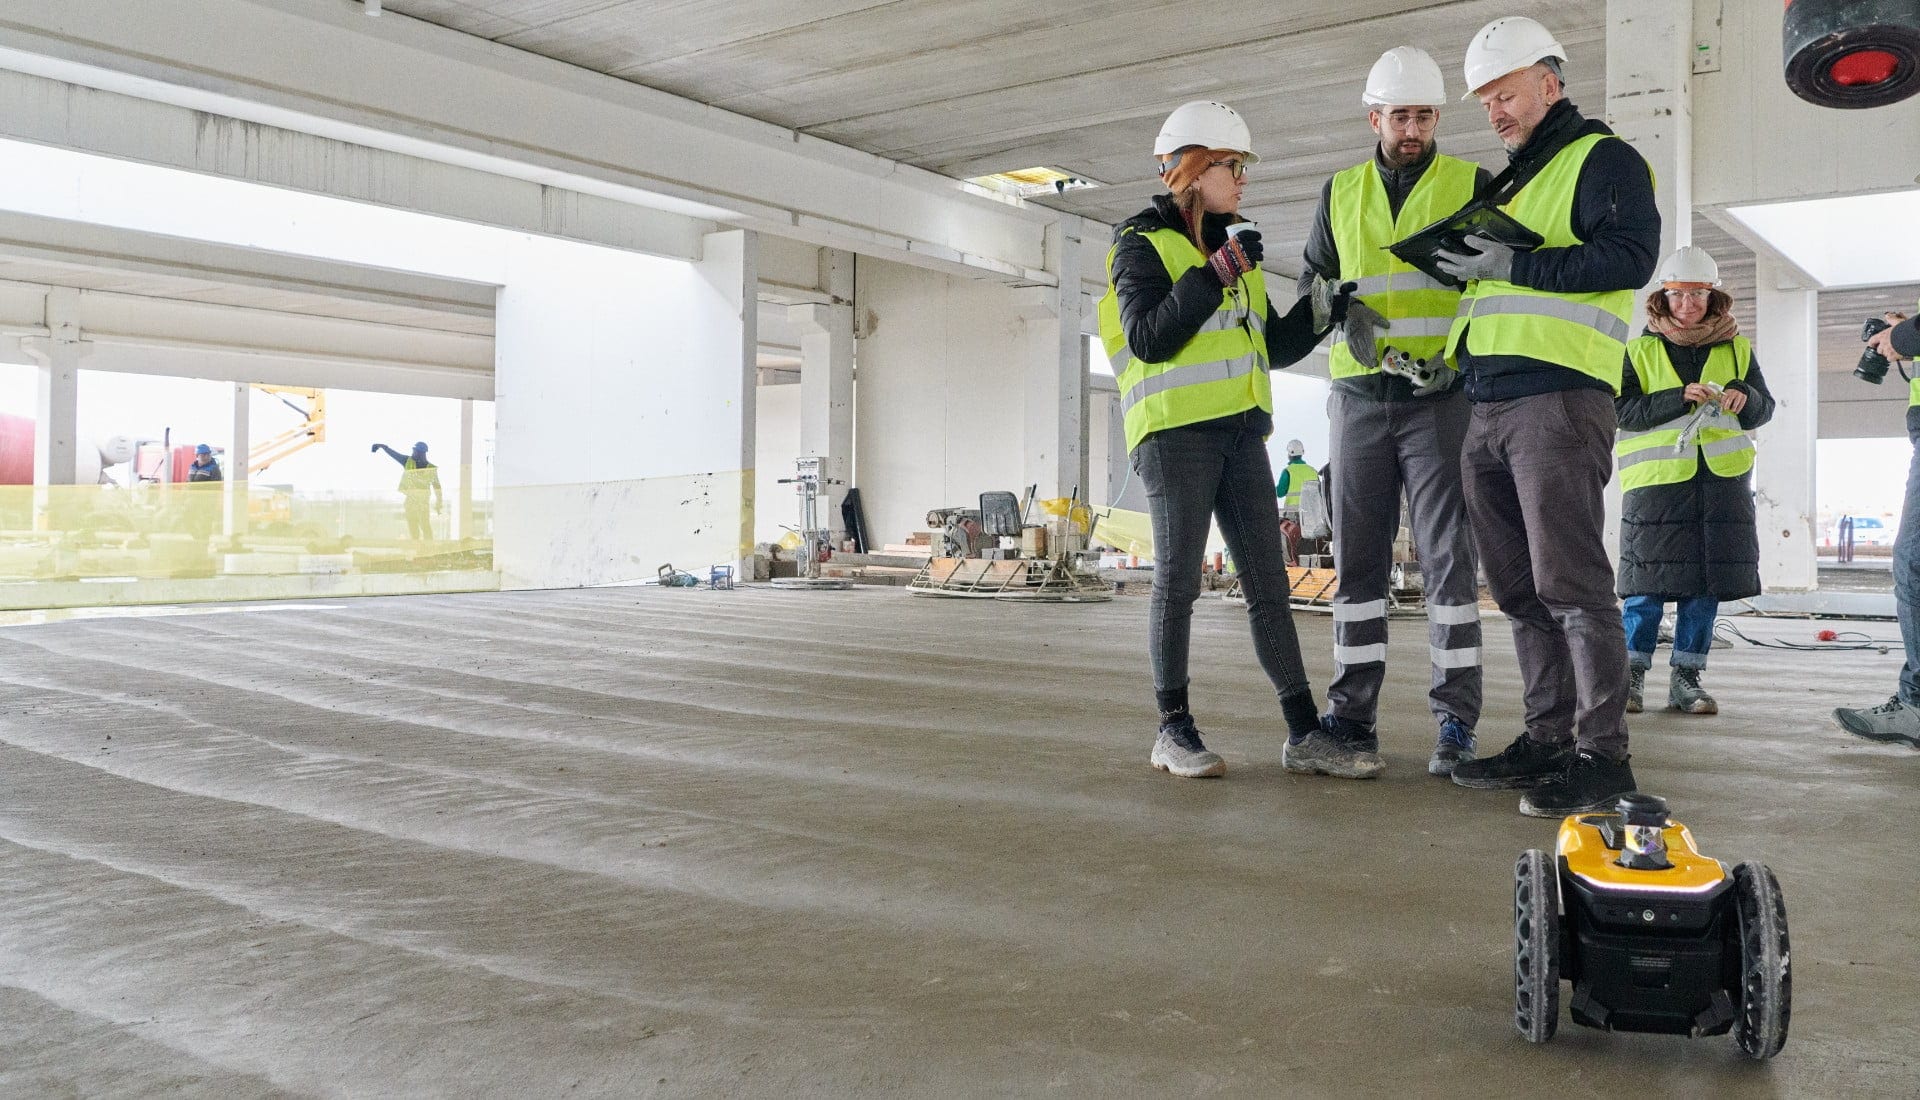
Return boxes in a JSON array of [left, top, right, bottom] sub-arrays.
[[27, 288, 83, 489], [225, 381, 249, 539], [456, 397, 474, 541], [1754, 256, 1819, 592], [1023, 217, 1088, 502], [1603, 0, 1692, 560], [1606, 0, 1692, 260], [791, 248, 854, 539]]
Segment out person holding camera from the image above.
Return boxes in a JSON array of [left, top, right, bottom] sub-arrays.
[[1096, 99, 1388, 779], [1613, 246, 1775, 716], [1835, 306, 1920, 746]]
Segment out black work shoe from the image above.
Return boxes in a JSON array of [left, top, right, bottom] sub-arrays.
[[1626, 667, 1645, 714], [1427, 714, 1476, 777], [1450, 732, 1572, 790], [1667, 667, 1717, 714], [1519, 751, 1637, 818]]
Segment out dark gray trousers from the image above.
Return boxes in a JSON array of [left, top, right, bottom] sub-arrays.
[[1326, 391, 1483, 729], [1133, 413, 1313, 701], [1460, 389, 1629, 758]]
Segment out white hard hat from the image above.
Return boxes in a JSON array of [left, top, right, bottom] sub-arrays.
[[1286, 439, 1305, 457], [1658, 245, 1721, 286], [1364, 47, 1446, 108], [1462, 16, 1567, 98], [1154, 100, 1259, 163]]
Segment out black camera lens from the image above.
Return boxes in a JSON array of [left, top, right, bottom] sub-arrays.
[[1857, 317, 1893, 383]]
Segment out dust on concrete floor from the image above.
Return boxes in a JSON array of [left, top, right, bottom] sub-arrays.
[[0, 587, 1913, 1097]]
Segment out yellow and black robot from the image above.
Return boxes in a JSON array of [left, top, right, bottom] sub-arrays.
[[1513, 793, 1789, 1059]]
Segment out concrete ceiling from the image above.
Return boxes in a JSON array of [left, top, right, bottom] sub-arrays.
[[379, 0, 1602, 269], [380, 0, 1916, 402]]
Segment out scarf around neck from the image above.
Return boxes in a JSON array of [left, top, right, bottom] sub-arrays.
[[1647, 310, 1738, 347]]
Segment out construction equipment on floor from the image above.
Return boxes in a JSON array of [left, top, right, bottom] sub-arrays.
[[907, 488, 1112, 601], [1512, 793, 1789, 1060], [772, 457, 852, 591]]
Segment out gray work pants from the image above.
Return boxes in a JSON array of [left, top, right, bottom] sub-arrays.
[[1461, 388, 1628, 757], [1133, 412, 1313, 701], [1326, 391, 1482, 729]]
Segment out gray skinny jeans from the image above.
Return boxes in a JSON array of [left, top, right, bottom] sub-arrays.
[[1132, 411, 1313, 701]]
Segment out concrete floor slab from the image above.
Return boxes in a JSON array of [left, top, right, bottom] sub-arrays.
[[0, 588, 1914, 1096]]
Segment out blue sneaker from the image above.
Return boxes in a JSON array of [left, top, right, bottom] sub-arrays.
[[1428, 714, 1476, 777]]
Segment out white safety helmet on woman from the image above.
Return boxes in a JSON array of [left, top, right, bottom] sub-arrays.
[[1462, 16, 1567, 97], [1364, 47, 1446, 107], [1154, 100, 1258, 165], [1657, 245, 1721, 287]]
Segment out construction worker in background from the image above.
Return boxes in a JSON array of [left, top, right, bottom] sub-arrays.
[[1835, 306, 1920, 747], [1614, 246, 1775, 717], [186, 443, 222, 540], [1433, 17, 1660, 816], [1274, 438, 1318, 509], [1300, 47, 1491, 778], [187, 443, 222, 482], [1096, 98, 1388, 780], [372, 440, 443, 541]]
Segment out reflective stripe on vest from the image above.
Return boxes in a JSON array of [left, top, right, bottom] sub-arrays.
[[1097, 226, 1272, 452], [1443, 133, 1644, 392], [1614, 335, 1754, 492], [1282, 460, 1319, 506], [1911, 296, 1920, 407], [1327, 155, 1477, 378]]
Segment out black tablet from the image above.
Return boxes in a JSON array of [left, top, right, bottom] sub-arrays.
[[1389, 201, 1545, 288]]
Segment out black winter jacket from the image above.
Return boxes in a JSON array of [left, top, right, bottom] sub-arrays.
[[1614, 332, 1776, 600], [1300, 144, 1490, 402], [1456, 99, 1662, 403], [1109, 195, 1333, 439]]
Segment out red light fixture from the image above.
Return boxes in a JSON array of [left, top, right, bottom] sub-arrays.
[[1784, 0, 1920, 108]]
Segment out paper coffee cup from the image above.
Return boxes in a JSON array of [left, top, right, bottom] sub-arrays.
[[1226, 222, 1259, 238]]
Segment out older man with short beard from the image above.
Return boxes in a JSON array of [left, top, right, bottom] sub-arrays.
[[1432, 17, 1660, 817]]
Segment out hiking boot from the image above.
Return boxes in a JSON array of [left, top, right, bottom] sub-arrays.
[[1833, 696, 1920, 748], [1450, 732, 1572, 790], [1283, 718, 1384, 780], [1626, 667, 1645, 714], [1428, 715, 1477, 777], [1150, 721, 1226, 778], [1519, 751, 1637, 817], [1667, 667, 1717, 715]]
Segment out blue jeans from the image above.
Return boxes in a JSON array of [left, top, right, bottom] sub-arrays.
[[1623, 595, 1718, 671], [1894, 409, 1920, 703]]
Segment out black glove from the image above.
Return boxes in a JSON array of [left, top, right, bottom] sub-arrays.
[[370, 443, 381, 453], [1206, 230, 1262, 286]]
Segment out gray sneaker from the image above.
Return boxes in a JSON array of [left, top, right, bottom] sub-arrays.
[[1626, 667, 1645, 714], [1834, 696, 1920, 748], [1150, 724, 1227, 777], [1668, 667, 1717, 714], [1283, 728, 1385, 780]]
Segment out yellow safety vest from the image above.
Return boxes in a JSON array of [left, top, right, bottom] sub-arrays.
[[1443, 133, 1642, 392], [1614, 335, 1754, 493], [1281, 459, 1319, 507], [1327, 154, 1478, 377], [1098, 226, 1271, 452]]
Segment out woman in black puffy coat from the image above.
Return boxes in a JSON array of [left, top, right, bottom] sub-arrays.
[[1614, 246, 1775, 716]]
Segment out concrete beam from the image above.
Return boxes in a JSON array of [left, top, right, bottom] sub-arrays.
[[0, 0, 1056, 283]]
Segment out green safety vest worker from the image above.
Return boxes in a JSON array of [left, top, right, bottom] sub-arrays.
[[1443, 133, 1643, 392], [1613, 335, 1754, 492], [1097, 227, 1270, 452], [1277, 458, 1319, 507], [1326, 154, 1478, 377]]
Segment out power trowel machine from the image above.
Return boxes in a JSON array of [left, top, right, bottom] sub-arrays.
[[1512, 793, 1790, 1060]]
